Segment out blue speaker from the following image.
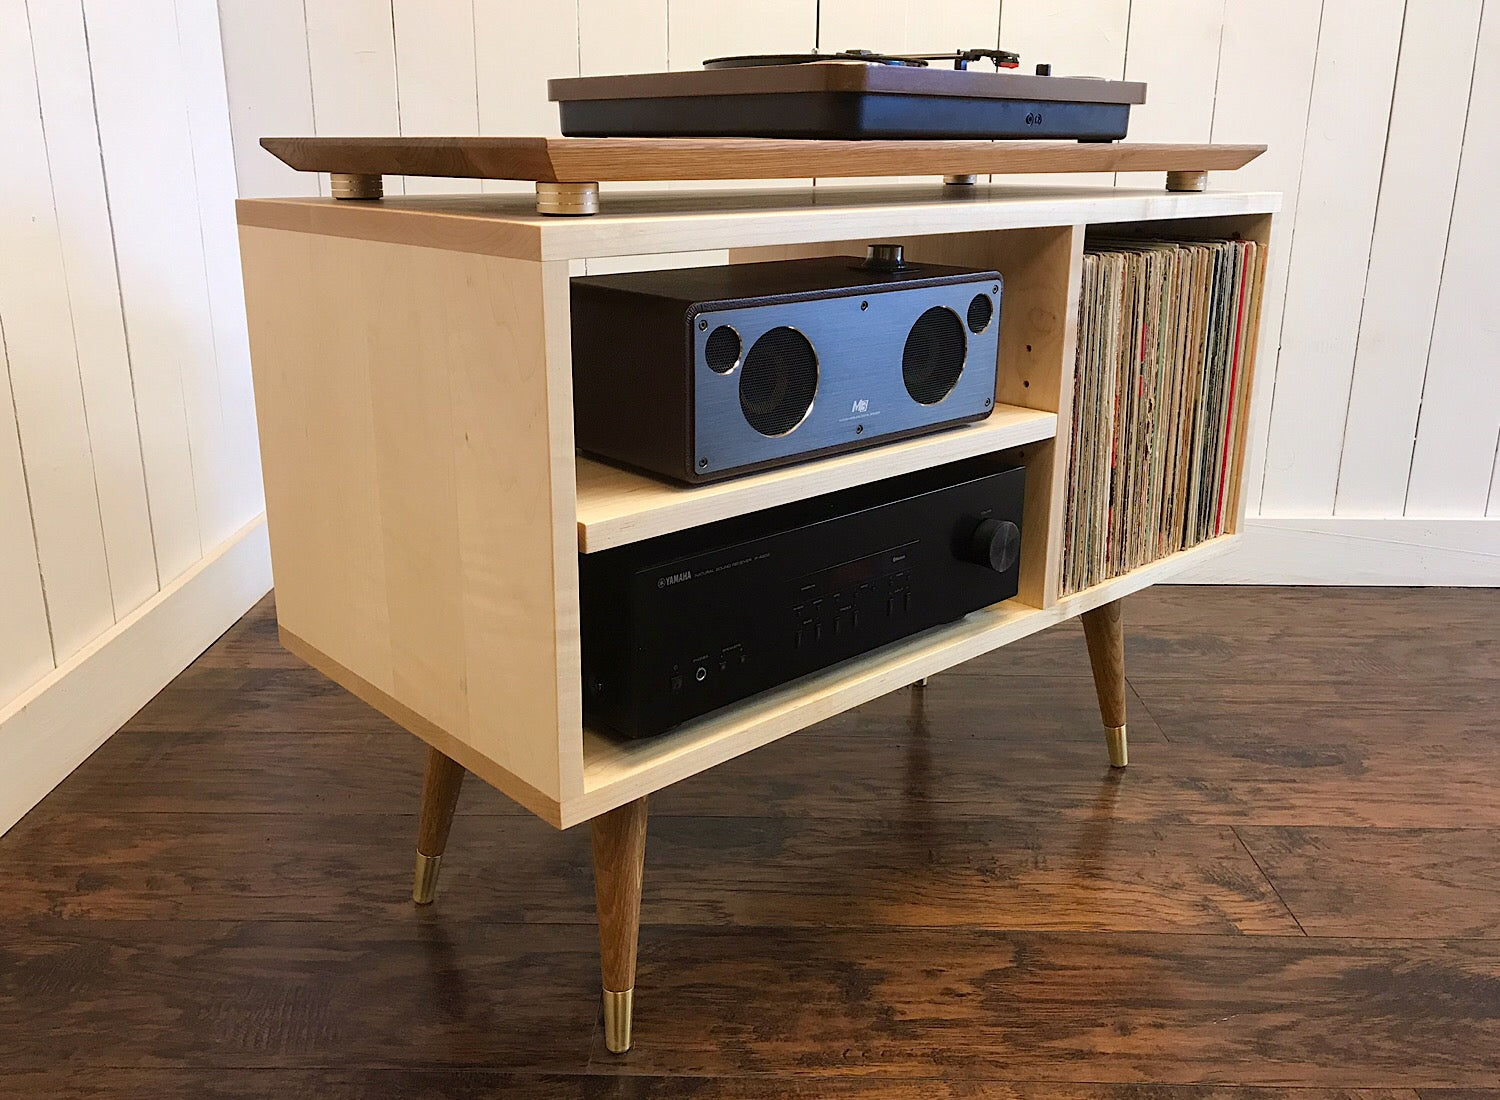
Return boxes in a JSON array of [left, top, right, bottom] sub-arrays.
[[571, 247, 1002, 483]]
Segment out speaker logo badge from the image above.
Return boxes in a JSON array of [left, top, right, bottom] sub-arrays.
[[851, 398, 870, 414]]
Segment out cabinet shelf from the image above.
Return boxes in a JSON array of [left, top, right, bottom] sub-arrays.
[[575, 404, 1057, 552]]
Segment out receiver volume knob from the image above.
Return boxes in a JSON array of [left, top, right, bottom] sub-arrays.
[[967, 518, 1021, 573]]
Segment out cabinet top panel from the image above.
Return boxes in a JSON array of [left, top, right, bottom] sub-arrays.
[[238, 183, 1279, 262]]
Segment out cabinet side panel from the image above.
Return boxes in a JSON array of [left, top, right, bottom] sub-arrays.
[[239, 226, 576, 803]]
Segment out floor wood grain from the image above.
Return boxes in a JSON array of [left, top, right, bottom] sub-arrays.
[[1, 587, 1497, 1094], [1236, 827, 1500, 939]]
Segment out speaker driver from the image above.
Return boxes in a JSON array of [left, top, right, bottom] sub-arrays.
[[903, 306, 967, 405], [704, 324, 741, 374], [740, 326, 818, 436], [966, 292, 994, 334]]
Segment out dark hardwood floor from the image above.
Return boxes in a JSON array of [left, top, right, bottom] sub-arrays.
[[3, 586, 1498, 1098]]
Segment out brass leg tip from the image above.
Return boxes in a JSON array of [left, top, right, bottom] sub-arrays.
[[1105, 724, 1128, 768], [412, 851, 442, 905], [602, 987, 633, 1053]]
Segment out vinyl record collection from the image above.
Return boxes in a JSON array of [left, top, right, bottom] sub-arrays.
[[1061, 236, 1262, 595]]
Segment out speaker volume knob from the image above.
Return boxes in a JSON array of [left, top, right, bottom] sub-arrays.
[[863, 243, 908, 272], [967, 518, 1021, 573]]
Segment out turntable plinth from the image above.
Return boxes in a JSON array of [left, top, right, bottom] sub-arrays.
[[261, 136, 1264, 215]]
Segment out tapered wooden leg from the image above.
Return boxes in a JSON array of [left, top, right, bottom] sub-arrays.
[[592, 796, 648, 1054], [1080, 599, 1129, 768], [412, 747, 466, 904]]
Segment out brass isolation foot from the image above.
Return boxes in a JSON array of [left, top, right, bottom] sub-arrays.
[[330, 172, 383, 200], [1165, 169, 1207, 192], [1105, 724, 1128, 769], [536, 181, 600, 216], [602, 987, 634, 1053], [412, 850, 443, 905]]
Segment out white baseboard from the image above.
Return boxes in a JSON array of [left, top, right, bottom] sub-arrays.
[[0, 514, 273, 836], [1170, 516, 1500, 585]]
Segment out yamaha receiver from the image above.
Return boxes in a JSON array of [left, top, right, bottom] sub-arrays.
[[571, 250, 1002, 483], [580, 456, 1024, 739]]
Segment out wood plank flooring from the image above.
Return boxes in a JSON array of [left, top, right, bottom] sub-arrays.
[[2, 586, 1498, 1096]]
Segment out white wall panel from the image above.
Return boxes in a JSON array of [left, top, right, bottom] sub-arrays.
[[306, 0, 404, 195], [902, 0, 999, 53], [25, 1, 160, 618], [218, 0, 318, 198], [476, 0, 578, 133], [1210, 0, 1324, 516], [0, 0, 115, 661], [175, 0, 266, 541], [667, 0, 816, 65], [1336, 0, 1481, 517], [999, 0, 1128, 78], [2, 0, 270, 835], [393, 0, 478, 194], [0, 323, 54, 702], [818, 0, 905, 51], [579, 0, 666, 76], [86, 0, 211, 583], [1000, 0, 1129, 185], [1121, 0, 1224, 144], [819, 1, 999, 58], [1489, 438, 1499, 516], [1258, 0, 1405, 516], [474, 0, 579, 194], [666, 0, 815, 189], [1405, 1, 1500, 517]]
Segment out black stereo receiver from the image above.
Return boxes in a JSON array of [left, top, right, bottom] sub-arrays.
[[571, 252, 1002, 484], [580, 456, 1025, 739]]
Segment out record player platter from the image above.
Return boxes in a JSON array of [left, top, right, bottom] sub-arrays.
[[549, 48, 1145, 142], [704, 48, 1022, 70]]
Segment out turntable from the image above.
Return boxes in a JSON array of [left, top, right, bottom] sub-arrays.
[[549, 47, 1147, 142]]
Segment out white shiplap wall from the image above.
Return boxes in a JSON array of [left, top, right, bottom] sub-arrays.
[[216, 0, 1500, 581], [0, 0, 270, 835]]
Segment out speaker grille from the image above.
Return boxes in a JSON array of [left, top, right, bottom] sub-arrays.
[[740, 326, 818, 436], [902, 306, 966, 405]]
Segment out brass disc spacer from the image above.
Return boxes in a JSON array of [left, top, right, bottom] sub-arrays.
[[330, 172, 384, 200], [536, 181, 601, 216], [1165, 170, 1208, 192]]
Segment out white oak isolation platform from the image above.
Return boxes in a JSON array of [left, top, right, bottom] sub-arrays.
[[256, 136, 1264, 213], [237, 177, 1277, 1051]]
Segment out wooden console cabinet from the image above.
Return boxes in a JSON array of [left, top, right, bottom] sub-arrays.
[[238, 171, 1277, 1052]]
